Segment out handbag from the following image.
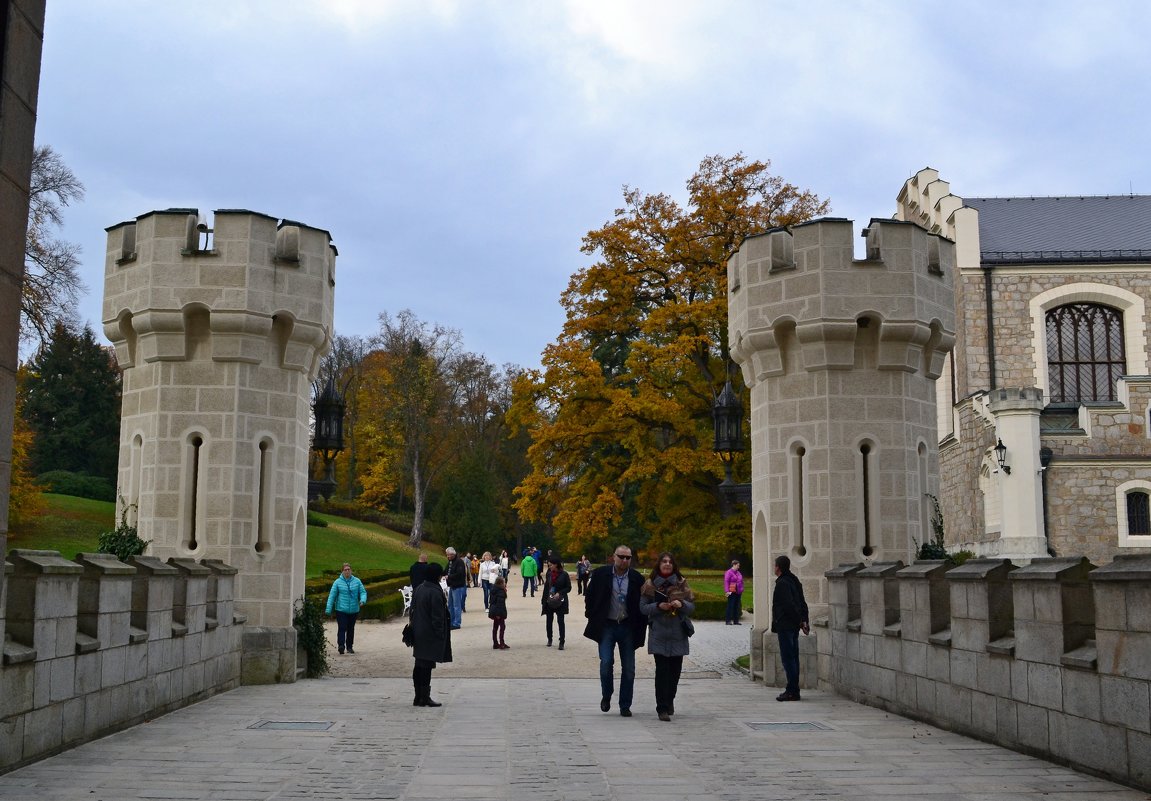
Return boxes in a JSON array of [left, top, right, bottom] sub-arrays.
[[401, 623, 414, 647], [680, 617, 695, 638], [545, 593, 564, 611]]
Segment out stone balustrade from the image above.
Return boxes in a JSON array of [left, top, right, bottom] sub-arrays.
[[0, 550, 243, 773], [822, 554, 1151, 791]]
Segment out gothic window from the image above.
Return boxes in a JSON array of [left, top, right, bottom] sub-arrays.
[[1128, 491, 1151, 537], [1045, 303, 1125, 403]]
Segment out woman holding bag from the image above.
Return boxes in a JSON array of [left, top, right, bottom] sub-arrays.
[[540, 554, 571, 650], [639, 552, 695, 721]]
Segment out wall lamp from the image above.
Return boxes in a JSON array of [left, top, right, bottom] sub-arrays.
[[994, 438, 1011, 475]]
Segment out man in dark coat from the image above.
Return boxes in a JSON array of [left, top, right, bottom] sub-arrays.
[[583, 545, 646, 716], [409, 552, 429, 588], [771, 554, 810, 702], [445, 546, 467, 629], [410, 562, 452, 707]]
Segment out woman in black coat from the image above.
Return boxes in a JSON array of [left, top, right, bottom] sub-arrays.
[[540, 554, 572, 650], [410, 562, 452, 707]]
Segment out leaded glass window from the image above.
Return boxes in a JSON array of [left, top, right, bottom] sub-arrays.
[[1128, 491, 1150, 536], [1045, 303, 1125, 403]]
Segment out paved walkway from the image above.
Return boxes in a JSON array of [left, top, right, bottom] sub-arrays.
[[0, 578, 1144, 800]]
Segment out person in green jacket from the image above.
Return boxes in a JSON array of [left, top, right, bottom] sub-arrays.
[[326, 562, 367, 655], [520, 550, 539, 597]]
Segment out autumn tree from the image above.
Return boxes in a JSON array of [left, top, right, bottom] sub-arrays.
[[510, 154, 829, 564], [7, 366, 44, 531], [358, 310, 464, 547], [23, 145, 85, 347]]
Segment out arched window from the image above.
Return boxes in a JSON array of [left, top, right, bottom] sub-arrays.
[[1128, 491, 1150, 537], [1045, 303, 1125, 403]]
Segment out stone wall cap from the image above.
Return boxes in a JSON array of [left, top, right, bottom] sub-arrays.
[[134, 208, 199, 223], [945, 558, 1016, 580], [857, 561, 905, 578], [167, 557, 212, 576], [897, 560, 952, 578], [128, 555, 180, 576], [1090, 554, 1151, 581], [793, 216, 853, 230], [8, 549, 83, 574], [75, 552, 138, 576], [200, 559, 239, 576], [825, 562, 865, 578], [741, 226, 792, 243], [1009, 556, 1094, 581], [213, 208, 279, 223]]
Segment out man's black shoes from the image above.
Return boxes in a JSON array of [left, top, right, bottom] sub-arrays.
[[619, 708, 632, 717], [600, 698, 610, 712]]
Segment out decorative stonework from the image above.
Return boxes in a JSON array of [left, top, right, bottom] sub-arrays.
[[728, 217, 956, 673], [102, 209, 336, 637]]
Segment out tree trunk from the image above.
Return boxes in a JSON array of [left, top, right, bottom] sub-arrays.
[[407, 453, 425, 548]]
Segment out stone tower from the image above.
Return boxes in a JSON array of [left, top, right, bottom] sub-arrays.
[[102, 209, 335, 677], [727, 217, 955, 682]]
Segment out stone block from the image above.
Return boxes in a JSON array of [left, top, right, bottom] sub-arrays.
[[996, 696, 1018, 744], [83, 689, 112, 738], [976, 653, 1012, 697], [874, 635, 901, 670], [23, 703, 62, 757], [124, 642, 148, 682], [1050, 713, 1127, 777], [61, 696, 85, 744], [1100, 675, 1151, 733], [936, 683, 972, 729], [48, 656, 76, 703], [0, 716, 23, 767], [858, 632, 876, 665], [901, 640, 926, 676], [1130, 730, 1151, 789], [74, 651, 101, 695], [970, 690, 997, 737], [950, 648, 978, 689], [1011, 659, 1029, 703], [915, 676, 936, 717], [0, 662, 33, 718], [895, 672, 917, 710], [1015, 619, 1064, 664], [33, 660, 49, 708], [1028, 662, 1063, 710], [1096, 630, 1151, 681], [1062, 668, 1101, 721], [927, 644, 950, 682], [1018, 704, 1050, 751]]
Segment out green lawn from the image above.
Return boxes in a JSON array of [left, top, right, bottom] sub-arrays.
[[5, 494, 439, 580], [5, 493, 114, 558], [680, 570, 754, 611]]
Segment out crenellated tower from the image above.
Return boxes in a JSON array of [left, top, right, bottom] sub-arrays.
[[102, 209, 335, 670], [728, 217, 955, 684]]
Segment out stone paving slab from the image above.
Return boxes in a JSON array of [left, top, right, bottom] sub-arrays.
[[1, 673, 1144, 800]]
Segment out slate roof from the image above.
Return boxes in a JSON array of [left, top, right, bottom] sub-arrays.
[[961, 195, 1151, 262]]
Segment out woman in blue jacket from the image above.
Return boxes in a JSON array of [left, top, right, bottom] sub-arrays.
[[325, 562, 367, 655]]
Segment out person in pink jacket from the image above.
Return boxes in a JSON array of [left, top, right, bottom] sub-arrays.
[[724, 560, 744, 625]]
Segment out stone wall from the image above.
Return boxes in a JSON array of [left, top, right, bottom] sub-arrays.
[[0, 550, 244, 774], [820, 555, 1151, 791]]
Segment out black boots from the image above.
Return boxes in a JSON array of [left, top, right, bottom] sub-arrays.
[[558, 640, 565, 651], [412, 667, 443, 707]]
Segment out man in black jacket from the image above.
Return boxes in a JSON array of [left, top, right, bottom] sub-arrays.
[[771, 554, 810, 702], [583, 545, 646, 716], [445, 547, 467, 629]]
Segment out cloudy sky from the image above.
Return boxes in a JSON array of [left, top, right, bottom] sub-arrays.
[[34, 0, 1151, 370]]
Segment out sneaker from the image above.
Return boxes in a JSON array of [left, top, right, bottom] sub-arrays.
[[776, 692, 800, 702], [600, 698, 610, 713], [347, 647, 354, 654], [658, 711, 670, 722], [619, 708, 632, 717], [338, 648, 344, 655]]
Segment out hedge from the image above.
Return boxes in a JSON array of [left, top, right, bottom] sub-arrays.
[[306, 572, 410, 621], [36, 470, 116, 502]]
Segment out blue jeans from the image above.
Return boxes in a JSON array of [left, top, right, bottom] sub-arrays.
[[725, 592, 742, 623], [481, 579, 492, 609], [334, 611, 357, 652], [778, 629, 800, 695], [598, 620, 636, 710], [522, 575, 536, 596], [448, 587, 465, 628]]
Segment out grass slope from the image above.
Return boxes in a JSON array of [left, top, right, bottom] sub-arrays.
[[5, 494, 438, 581]]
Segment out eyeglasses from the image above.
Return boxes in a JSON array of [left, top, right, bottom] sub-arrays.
[[615, 554, 632, 559]]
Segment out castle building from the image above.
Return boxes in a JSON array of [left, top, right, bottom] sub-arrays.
[[896, 169, 1151, 564]]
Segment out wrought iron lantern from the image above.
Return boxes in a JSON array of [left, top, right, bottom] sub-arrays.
[[712, 377, 751, 508], [309, 377, 346, 501], [994, 438, 1011, 475]]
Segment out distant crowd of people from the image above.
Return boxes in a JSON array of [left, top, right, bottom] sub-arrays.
[[325, 547, 808, 714]]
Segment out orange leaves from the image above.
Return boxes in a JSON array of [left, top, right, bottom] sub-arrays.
[[513, 154, 828, 559]]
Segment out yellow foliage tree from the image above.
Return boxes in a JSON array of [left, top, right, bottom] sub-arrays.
[[8, 367, 44, 531], [510, 154, 829, 564]]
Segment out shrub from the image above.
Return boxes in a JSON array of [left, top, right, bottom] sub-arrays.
[[691, 592, 729, 621], [306, 511, 328, 528], [97, 505, 150, 562], [292, 596, 329, 678], [37, 470, 116, 502]]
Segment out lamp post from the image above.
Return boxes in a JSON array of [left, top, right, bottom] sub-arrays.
[[308, 376, 346, 502], [713, 377, 751, 509]]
